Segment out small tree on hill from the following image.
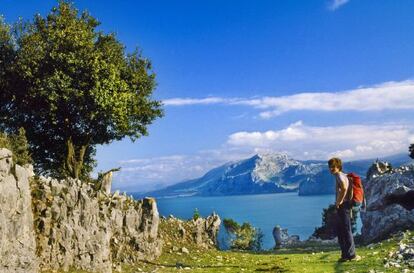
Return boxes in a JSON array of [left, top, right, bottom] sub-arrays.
[[223, 218, 263, 251], [0, 1, 163, 179]]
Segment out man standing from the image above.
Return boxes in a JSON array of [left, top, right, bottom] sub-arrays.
[[328, 157, 361, 262]]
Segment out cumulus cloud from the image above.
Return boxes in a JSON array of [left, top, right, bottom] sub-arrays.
[[163, 80, 414, 119], [227, 121, 414, 160], [328, 0, 350, 11]]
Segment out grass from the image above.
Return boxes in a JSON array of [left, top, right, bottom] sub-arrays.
[[120, 238, 402, 273]]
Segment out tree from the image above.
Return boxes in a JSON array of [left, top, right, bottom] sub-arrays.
[[223, 218, 263, 251], [0, 128, 32, 166], [409, 144, 414, 160], [312, 204, 337, 240], [0, 2, 163, 179]]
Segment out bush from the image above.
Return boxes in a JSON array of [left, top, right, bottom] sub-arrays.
[[223, 218, 263, 251], [0, 128, 32, 166], [193, 208, 200, 221], [312, 204, 337, 240]]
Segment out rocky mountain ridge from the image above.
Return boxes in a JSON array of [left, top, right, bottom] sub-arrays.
[[145, 153, 410, 198]]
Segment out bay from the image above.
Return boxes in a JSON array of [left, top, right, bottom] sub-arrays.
[[152, 192, 357, 250]]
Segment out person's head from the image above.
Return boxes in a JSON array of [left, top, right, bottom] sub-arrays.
[[328, 157, 342, 174]]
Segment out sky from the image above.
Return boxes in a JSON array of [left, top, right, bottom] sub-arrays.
[[2, 0, 414, 192]]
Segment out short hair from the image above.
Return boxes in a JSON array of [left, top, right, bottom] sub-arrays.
[[328, 157, 342, 171]]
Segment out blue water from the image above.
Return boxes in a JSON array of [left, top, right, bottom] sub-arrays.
[[154, 192, 357, 250]]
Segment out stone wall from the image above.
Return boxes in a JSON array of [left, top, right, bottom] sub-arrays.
[[0, 148, 162, 273], [0, 148, 222, 272]]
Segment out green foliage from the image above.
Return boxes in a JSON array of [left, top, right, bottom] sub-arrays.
[[0, 128, 32, 166], [0, 1, 163, 179], [192, 208, 200, 221], [312, 204, 337, 240], [409, 144, 414, 160], [223, 218, 263, 251]]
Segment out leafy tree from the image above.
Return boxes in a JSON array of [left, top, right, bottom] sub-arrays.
[[223, 218, 263, 251], [0, 2, 163, 179], [409, 144, 414, 160]]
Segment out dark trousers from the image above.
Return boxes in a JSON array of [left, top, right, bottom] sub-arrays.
[[336, 202, 355, 259]]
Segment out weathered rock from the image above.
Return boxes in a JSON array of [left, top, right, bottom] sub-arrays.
[[362, 161, 414, 242], [181, 247, 189, 254], [192, 213, 221, 246], [0, 148, 38, 273], [272, 225, 300, 248], [32, 177, 162, 272]]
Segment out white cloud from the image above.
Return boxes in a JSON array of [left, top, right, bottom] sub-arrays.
[[328, 0, 350, 11], [162, 80, 414, 119], [163, 97, 229, 106], [227, 121, 414, 160]]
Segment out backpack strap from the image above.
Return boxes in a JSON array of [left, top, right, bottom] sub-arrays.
[[347, 173, 354, 202]]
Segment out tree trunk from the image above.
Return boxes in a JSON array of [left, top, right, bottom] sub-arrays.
[[65, 137, 88, 179]]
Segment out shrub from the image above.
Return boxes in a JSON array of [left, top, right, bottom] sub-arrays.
[[312, 204, 337, 240], [193, 208, 200, 221], [223, 218, 263, 251]]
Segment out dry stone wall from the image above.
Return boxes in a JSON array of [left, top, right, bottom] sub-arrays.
[[0, 148, 162, 273], [0, 148, 222, 272]]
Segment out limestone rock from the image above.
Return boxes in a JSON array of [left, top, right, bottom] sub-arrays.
[[0, 148, 38, 273], [191, 213, 221, 246], [272, 225, 300, 248], [361, 161, 414, 242]]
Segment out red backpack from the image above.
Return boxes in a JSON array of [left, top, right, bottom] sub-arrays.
[[347, 173, 364, 204]]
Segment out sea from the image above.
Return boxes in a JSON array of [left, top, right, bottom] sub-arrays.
[[150, 192, 362, 250]]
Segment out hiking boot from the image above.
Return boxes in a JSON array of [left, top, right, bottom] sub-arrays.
[[348, 255, 361, 262], [337, 257, 348, 263], [337, 255, 361, 263]]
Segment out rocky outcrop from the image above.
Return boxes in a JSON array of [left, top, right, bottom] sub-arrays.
[[0, 148, 38, 273], [361, 161, 414, 242], [0, 148, 163, 273], [160, 214, 221, 251], [272, 225, 300, 248], [272, 225, 337, 249]]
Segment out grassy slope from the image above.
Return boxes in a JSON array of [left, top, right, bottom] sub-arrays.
[[119, 221, 411, 273], [121, 240, 401, 273]]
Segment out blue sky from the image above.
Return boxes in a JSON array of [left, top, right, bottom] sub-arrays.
[[2, 0, 414, 192]]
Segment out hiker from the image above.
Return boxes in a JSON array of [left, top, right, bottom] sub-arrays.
[[328, 157, 361, 262]]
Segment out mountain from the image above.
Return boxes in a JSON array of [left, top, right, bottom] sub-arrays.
[[144, 153, 412, 198]]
